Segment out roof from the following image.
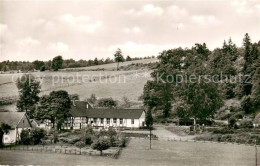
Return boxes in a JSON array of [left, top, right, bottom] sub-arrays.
[[86, 109, 144, 119], [30, 119, 43, 127], [69, 101, 144, 119], [0, 112, 31, 128], [69, 100, 93, 117]]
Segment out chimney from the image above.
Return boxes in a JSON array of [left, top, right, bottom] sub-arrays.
[[86, 103, 89, 109], [72, 99, 75, 106]]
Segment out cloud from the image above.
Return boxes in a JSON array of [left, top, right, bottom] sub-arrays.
[[108, 41, 182, 57], [167, 5, 188, 20], [59, 14, 102, 34], [126, 4, 164, 16], [142, 4, 164, 16], [231, 0, 256, 14], [16, 37, 41, 46], [0, 24, 10, 42], [191, 15, 218, 25], [48, 42, 69, 53], [0, 24, 8, 34], [123, 26, 141, 34]]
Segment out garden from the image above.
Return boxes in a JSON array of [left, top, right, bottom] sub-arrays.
[[16, 126, 128, 157]]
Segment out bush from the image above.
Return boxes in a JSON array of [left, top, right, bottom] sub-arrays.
[[241, 96, 254, 114], [119, 136, 128, 147], [83, 135, 93, 145], [20, 130, 31, 145], [75, 141, 85, 148], [30, 128, 46, 145], [212, 128, 234, 134], [239, 121, 253, 129], [229, 117, 236, 128], [20, 129, 46, 145]]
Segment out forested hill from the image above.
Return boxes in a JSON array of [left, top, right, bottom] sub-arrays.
[[142, 33, 260, 124]]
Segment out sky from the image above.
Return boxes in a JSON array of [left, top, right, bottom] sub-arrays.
[[0, 0, 259, 62]]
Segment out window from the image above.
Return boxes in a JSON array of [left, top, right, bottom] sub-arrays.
[[107, 118, 110, 125], [131, 119, 134, 124], [113, 118, 117, 124], [120, 118, 123, 124], [101, 118, 104, 124], [94, 118, 97, 123]]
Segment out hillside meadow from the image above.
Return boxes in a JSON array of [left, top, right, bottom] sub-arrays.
[[0, 59, 156, 107]]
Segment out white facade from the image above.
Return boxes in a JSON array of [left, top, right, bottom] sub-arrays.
[[62, 111, 146, 129], [3, 126, 31, 144]]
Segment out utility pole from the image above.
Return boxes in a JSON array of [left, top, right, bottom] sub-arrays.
[[150, 126, 152, 149], [255, 139, 258, 166]]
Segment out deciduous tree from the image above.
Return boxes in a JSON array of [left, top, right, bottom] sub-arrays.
[[16, 74, 40, 118]]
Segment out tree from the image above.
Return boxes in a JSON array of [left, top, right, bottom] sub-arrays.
[[16, 74, 41, 118], [121, 96, 131, 108], [36, 90, 72, 130], [93, 58, 99, 65], [126, 55, 132, 61], [0, 123, 11, 146], [32, 60, 45, 70], [87, 94, 97, 105], [92, 138, 110, 156], [52, 56, 63, 71], [176, 80, 223, 133], [193, 43, 210, 60], [145, 109, 153, 149], [97, 98, 117, 108], [114, 48, 124, 70]]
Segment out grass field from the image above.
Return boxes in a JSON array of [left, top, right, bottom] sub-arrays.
[[0, 58, 156, 103], [0, 139, 258, 165]]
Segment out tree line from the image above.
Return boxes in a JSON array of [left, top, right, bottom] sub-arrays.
[[0, 49, 155, 72]]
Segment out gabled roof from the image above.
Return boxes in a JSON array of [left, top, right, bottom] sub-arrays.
[[86, 109, 144, 119], [69, 101, 145, 119], [0, 112, 31, 128], [69, 100, 93, 117]]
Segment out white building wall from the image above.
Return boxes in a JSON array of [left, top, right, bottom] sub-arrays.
[[3, 129, 16, 144], [60, 110, 146, 129]]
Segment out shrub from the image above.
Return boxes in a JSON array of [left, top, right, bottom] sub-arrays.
[[241, 96, 254, 114], [83, 135, 93, 145], [119, 136, 128, 147], [20, 130, 31, 145], [30, 128, 46, 145], [75, 141, 85, 148], [229, 117, 236, 128], [212, 128, 234, 134], [68, 137, 81, 144], [239, 121, 253, 129], [20, 129, 46, 145]]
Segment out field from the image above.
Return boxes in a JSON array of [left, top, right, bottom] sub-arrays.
[[0, 59, 157, 105], [0, 138, 258, 165]]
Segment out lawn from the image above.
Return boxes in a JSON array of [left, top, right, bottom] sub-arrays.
[[0, 138, 258, 165]]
